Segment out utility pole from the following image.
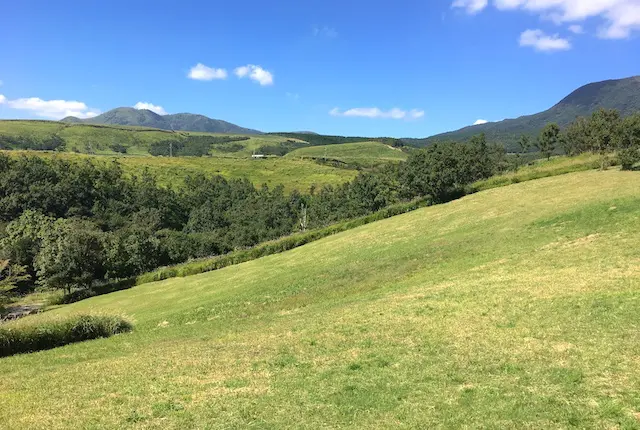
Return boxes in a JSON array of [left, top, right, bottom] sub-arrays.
[[169, 141, 173, 157]]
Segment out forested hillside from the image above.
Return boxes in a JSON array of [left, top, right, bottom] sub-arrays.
[[62, 107, 261, 134], [409, 76, 640, 151]]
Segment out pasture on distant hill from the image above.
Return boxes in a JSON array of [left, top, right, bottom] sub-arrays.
[[0, 150, 357, 193], [286, 141, 408, 167]]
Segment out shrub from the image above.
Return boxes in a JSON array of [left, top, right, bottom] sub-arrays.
[[0, 314, 132, 357]]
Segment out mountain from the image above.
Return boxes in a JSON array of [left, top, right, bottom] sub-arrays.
[[163, 113, 259, 134], [61, 107, 261, 134], [408, 76, 640, 151]]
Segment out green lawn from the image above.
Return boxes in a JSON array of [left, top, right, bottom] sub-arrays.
[[472, 152, 603, 191], [1, 169, 639, 428], [286, 141, 408, 167], [1, 150, 357, 194]]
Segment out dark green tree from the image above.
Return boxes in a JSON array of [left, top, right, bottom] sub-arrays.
[[618, 113, 640, 170], [516, 134, 532, 168], [34, 219, 106, 294], [588, 108, 621, 170], [536, 123, 560, 160]]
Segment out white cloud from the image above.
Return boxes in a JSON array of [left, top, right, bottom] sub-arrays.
[[409, 109, 425, 119], [134, 101, 167, 115], [188, 63, 227, 81], [313, 25, 338, 38], [234, 65, 274, 86], [3, 96, 100, 119], [568, 24, 584, 34], [452, 0, 489, 14], [0, 94, 6, 104], [519, 29, 572, 51], [330, 107, 424, 120], [474, 119, 489, 125], [490, 0, 640, 39]]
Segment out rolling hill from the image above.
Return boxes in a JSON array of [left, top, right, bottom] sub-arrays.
[[2, 169, 639, 428], [2, 150, 357, 194], [0, 120, 290, 155], [62, 107, 261, 134], [408, 75, 640, 151], [286, 141, 408, 167]]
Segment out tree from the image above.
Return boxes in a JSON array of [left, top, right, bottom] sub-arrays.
[[537, 123, 560, 160], [618, 113, 640, 170], [0, 261, 30, 306], [0, 211, 54, 273], [588, 108, 621, 170], [34, 219, 106, 294], [562, 116, 590, 156], [516, 135, 532, 168]]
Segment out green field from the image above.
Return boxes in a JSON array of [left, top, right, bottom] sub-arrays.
[[287, 141, 408, 167], [2, 170, 639, 428], [0, 120, 309, 157], [1, 150, 356, 193]]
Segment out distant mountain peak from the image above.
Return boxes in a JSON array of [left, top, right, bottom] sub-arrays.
[[60, 107, 261, 134], [409, 75, 640, 151]]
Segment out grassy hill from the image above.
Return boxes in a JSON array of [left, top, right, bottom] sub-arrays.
[[0, 120, 292, 155], [63, 107, 261, 134], [286, 141, 408, 167], [2, 169, 639, 428], [409, 76, 640, 151], [1, 150, 356, 193]]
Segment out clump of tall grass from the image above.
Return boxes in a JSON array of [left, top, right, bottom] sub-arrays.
[[0, 314, 132, 357]]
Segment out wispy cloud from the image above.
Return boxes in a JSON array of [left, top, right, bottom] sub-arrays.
[[519, 29, 571, 52], [330, 107, 424, 120], [452, 0, 488, 14], [188, 63, 228, 81], [234, 65, 274, 86], [473, 119, 489, 125], [313, 25, 338, 38], [134, 101, 167, 115], [286, 92, 300, 100], [568, 24, 584, 34], [0, 95, 100, 119]]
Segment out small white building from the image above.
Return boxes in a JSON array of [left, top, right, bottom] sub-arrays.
[[251, 154, 266, 159]]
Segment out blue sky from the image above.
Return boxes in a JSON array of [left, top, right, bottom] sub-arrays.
[[1, 0, 639, 137]]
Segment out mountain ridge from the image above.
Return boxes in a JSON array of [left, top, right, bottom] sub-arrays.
[[61, 107, 262, 134], [407, 75, 640, 151]]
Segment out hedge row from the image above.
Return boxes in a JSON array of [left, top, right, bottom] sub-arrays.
[[0, 314, 132, 357]]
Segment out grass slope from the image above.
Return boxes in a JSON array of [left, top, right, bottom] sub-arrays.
[[1, 150, 356, 193], [2, 170, 640, 428], [0, 120, 305, 156], [286, 141, 407, 167]]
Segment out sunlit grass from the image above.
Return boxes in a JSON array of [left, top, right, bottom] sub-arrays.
[[1, 150, 356, 194], [472, 152, 602, 191], [1, 170, 639, 428], [286, 141, 407, 167]]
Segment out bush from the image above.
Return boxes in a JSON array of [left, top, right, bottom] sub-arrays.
[[0, 314, 132, 357], [619, 147, 640, 170]]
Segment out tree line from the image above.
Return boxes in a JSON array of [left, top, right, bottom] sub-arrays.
[[149, 135, 250, 157], [517, 109, 640, 169]]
